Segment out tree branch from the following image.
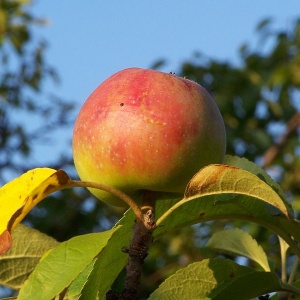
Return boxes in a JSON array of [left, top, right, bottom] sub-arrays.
[[106, 192, 156, 300], [262, 112, 300, 167]]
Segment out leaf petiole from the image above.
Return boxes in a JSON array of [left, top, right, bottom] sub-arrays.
[[69, 180, 143, 220]]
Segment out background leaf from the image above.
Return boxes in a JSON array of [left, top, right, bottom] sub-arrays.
[[17, 226, 120, 300], [207, 228, 270, 271], [0, 224, 59, 290]]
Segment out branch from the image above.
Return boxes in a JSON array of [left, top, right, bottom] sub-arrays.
[[106, 192, 156, 300], [262, 112, 300, 167]]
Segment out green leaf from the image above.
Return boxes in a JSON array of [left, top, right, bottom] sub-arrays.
[[224, 155, 288, 206], [154, 160, 300, 256], [148, 258, 246, 299], [79, 210, 135, 300], [17, 226, 121, 300], [209, 270, 285, 300], [184, 164, 292, 218], [148, 258, 285, 300], [0, 224, 59, 289], [149, 258, 274, 300], [207, 228, 270, 271], [154, 194, 300, 258], [66, 259, 97, 300]]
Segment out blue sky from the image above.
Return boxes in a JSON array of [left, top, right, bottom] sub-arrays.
[[32, 1, 300, 102], [26, 1, 300, 171]]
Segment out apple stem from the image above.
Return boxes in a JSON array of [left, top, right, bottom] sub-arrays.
[[106, 191, 156, 300], [69, 180, 143, 220]]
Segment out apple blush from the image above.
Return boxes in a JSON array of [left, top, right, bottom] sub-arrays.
[[72, 68, 226, 206]]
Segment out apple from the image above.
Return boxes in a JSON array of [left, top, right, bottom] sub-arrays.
[[72, 68, 226, 206]]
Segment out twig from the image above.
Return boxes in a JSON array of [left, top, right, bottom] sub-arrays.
[[106, 191, 156, 300], [262, 112, 300, 167]]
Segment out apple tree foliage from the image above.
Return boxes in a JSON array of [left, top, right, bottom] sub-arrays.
[[1, 1, 300, 299]]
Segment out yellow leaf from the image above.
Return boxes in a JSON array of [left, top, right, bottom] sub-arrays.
[[0, 168, 71, 255]]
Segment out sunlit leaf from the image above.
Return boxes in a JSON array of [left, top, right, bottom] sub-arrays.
[[184, 164, 293, 218], [0, 224, 59, 289], [18, 226, 121, 300], [224, 155, 288, 204], [154, 158, 300, 256], [207, 228, 270, 271], [148, 258, 289, 300], [0, 168, 71, 254]]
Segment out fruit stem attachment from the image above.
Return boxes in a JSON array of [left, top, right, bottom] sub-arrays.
[[107, 191, 156, 300], [69, 180, 143, 220]]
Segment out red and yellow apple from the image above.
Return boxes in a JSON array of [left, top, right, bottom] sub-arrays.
[[72, 68, 226, 206]]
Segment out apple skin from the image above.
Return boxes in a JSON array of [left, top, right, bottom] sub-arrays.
[[72, 68, 226, 206]]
